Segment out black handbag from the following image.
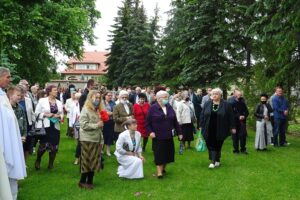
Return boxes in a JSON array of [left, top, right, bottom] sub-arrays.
[[74, 120, 80, 130], [34, 114, 46, 136]]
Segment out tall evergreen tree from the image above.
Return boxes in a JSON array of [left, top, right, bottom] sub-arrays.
[[106, 0, 159, 87]]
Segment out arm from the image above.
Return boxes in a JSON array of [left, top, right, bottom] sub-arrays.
[[176, 102, 182, 124], [21, 109, 27, 137], [64, 100, 70, 112], [35, 99, 44, 119], [227, 104, 236, 130], [272, 97, 285, 113], [254, 104, 264, 119], [113, 106, 128, 123], [115, 134, 129, 155], [172, 108, 182, 136], [244, 103, 249, 118], [79, 109, 99, 131], [145, 107, 154, 136]]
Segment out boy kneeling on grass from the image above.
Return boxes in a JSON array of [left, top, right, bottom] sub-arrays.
[[114, 119, 145, 179]]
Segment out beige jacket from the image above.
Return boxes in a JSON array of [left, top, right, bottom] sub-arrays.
[[79, 107, 103, 144], [113, 103, 134, 133]]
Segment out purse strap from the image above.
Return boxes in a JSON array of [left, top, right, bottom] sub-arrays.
[[36, 113, 45, 127]]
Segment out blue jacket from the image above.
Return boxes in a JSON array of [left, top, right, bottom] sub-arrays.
[[272, 95, 288, 120]]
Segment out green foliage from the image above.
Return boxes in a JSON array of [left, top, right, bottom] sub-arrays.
[[0, 49, 20, 83], [0, 0, 100, 85], [19, 120, 300, 200], [106, 0, 159, 87], [156, 0, 256, 89]]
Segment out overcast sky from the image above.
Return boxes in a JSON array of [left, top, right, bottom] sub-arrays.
[[58, 0, 172, 70], [84, 0, 172, 51]]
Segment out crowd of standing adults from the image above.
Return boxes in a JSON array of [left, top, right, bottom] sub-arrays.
[[0, 66, 292, 198]]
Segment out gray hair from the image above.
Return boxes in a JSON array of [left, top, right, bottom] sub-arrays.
[[16, 84, 26, 94], [119, 90, 129, 97], [156, 90, 169, 99], [0, 67, 10, 77], [211, 88, 223, 96], [181, 90, 189, 98]]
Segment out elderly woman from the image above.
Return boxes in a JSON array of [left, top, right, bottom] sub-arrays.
[[34, 85, 64, 170], [103, 91, 116, 156], [113, 90, 134, 141], [176, 91, 196, 153], [79, 90, 104, 189], [201, 88, 236, 169], [133, 93, 150, 152], [254, 94, 273, 150], [146, 90, 182, 178], [114, 119, 144, 179]]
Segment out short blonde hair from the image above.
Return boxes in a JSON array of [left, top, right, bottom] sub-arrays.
[[211, 88, 223, 96]]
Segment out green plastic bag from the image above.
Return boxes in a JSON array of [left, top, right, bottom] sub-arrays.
[[195, 131, 206, 152]]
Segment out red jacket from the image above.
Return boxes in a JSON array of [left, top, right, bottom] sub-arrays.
[[133, 103, 150, 137]]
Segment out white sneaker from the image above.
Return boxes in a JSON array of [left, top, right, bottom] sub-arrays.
[[208, 163, 215, 169], [106, 152, 111, 157], [214, 162, 220, 167]]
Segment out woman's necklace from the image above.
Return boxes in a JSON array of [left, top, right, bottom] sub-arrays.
[[212, 103, 219, 112]]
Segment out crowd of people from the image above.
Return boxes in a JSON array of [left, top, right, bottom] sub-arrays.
[[0, 66, 291, 199]]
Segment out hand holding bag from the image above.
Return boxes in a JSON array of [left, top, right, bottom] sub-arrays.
[[195, 131, 206, 152], [35, 113, 46, 136]]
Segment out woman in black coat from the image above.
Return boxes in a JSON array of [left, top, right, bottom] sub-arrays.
[[201, 88, 236, 169]]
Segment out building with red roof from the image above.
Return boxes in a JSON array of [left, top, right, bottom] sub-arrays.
[[61, 51, 108, 81]]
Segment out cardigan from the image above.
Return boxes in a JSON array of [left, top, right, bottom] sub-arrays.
[[200, 100, 235, 141], [35, 97, 63, 130], [145, 102, 182, 140]]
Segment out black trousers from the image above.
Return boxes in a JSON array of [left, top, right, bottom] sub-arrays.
[[232, 122, 247, 152], [206, 139, 224, 162]]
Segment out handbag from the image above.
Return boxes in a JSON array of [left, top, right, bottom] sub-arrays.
[[195, 131, 206, 152], [34, 114, 46, 136], [74, 120, 80, 130]]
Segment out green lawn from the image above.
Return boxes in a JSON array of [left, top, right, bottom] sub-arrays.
[[18, 122, 300, 200]]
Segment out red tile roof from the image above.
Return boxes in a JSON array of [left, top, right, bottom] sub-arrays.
[[62, 51, 108, 75]]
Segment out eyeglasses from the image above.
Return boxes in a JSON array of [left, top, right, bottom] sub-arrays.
[[121, 97, 128, 99]]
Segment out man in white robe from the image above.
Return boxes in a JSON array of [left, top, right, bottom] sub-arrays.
[[0, 151, 12, 200], [0, 67, 27, 200]]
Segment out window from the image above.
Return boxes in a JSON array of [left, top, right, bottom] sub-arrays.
[[75, 64, 97, 70]]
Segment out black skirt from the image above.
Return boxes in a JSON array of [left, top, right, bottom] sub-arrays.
[[181, 123, 194, 142], [39, 122, 60, 151], [152, 138, 175, 165], [103, 119, 114, 145]]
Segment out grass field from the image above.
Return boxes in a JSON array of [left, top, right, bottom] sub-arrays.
[[18, 122, 300, 200]]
